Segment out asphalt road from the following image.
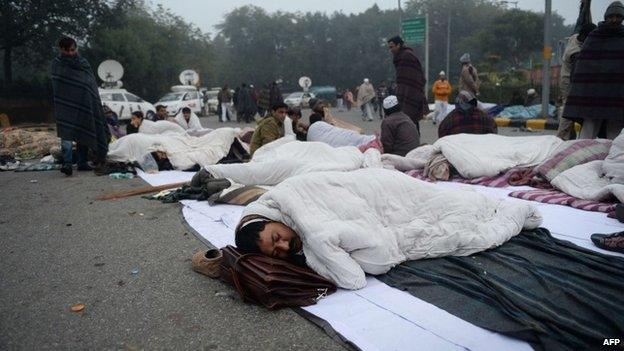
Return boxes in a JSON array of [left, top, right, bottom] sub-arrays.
[[0, 108, 555, 350]]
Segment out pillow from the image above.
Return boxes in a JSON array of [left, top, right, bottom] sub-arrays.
[[535, 139, 612, 182], [216, 185, 267, 206]]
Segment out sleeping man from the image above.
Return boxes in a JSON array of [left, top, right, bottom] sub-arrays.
[[235, 168, 542, 290]]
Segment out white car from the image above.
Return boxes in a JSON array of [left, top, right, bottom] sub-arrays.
[[155, 85, 204, 116], [284, 91, 316, 108], [99, 88, 155, 120]]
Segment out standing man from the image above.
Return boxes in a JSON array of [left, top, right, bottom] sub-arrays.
[[357, 79, 376, 121], [459, 53, 480, 98], [564, 1, 624, 139], [387, 36, 429, 128], [431, 71, 452, 124], [236, 83, 256, 124], [557, 1, 596, 140], [376, 82, 388, 119], [249, 102, 288, 156], [218, 84, 233, 123], [51, 37, 109, 176]]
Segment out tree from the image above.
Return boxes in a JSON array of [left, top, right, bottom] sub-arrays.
[[0, 0, 103, 83]]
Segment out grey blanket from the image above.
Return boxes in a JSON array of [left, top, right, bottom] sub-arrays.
[[379, 228, 624, 351], [50, 55, 109, 157]]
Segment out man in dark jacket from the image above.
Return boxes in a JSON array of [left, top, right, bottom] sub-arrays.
[[51, 37, 109, 176], [380, 95, 420, 156], [438, 91, 497, 138], [387, 36, 429, 128], [563, 1, 624, 139]]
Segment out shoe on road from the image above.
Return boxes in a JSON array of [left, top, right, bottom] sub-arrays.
[[591, 231, 624, 253]]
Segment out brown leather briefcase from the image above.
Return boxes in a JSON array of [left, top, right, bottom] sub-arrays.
[[219, 245, 337, 310]]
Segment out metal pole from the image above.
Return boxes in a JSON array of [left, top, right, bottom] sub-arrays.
[[541, 0, 552, 118], [398, 0, 402, 34], [425, 12, 430, 97], [446, 10, 451, 78]]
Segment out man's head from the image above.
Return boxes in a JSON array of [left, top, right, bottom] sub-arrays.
[[460, 53, 471, 65], [605, 1, 624, 25], [156, 105, 167, 119], [182, 107, 191, 121], [58, 37, 77, 56], [288, 107, 302, 122], [456, 90, 477, 105], [235, 218, 302, 259], [271, 102, 288, 122], [363, 78, 370, 85], [439, 71, 446, 80], [387, 36, 404, 55], [382, 95, 401, 116], [131, 111, 144, 127]]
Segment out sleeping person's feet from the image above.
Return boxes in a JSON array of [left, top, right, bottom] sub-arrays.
[[591, 231, 624, 253]]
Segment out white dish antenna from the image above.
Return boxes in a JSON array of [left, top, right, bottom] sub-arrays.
[[97, 60, 124, 83], [298, 76, 312, 91], [179, 69, 200, 86]]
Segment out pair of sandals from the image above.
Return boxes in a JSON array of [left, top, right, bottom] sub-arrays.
[[591, 204, 624, 253]]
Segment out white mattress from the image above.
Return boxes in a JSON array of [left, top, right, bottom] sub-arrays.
[[141, 171, 624, 350]]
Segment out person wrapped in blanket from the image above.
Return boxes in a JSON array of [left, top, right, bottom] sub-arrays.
[[234, 168, 542, 290], [103, 105, 126, 140], [437, 90, 497, 138]]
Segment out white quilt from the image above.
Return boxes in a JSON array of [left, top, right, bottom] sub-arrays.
[[139, 119, 186, 135], [243, 168, 542, 289], [107, 128, 236, 170], [205, 138, 380, 186], [551, 160, 624, 203], [174, 112, 203, 130]]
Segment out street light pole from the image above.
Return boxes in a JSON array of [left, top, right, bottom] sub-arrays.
[[446, 9, 451, 79], [541, 0, 552, 118]]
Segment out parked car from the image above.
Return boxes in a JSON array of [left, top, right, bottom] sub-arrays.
[[309, 86, 337, 106], [155, 85, 204, 116], [99, 88, 155, 120], [284, 91, 316, 109]]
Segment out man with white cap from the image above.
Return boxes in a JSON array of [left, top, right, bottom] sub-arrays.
[[524, 88, 541, 106], [563, 1, 624, 139], [459, 53, 479, 97], [357, 78, 376, 121], [380, 95, 420, 156], [431, 71, 452, 124]]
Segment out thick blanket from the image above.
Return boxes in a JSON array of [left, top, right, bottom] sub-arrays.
[[379, 228, 624, 351], [551, 160, 624, 203], [307, 121, 375, 148], [393, 47, 428, 122], [107, 128, 236, 170], [174, 112, 203, 130], [139, 119, 186, 135], [243, 168, 541, 289], [50, 55, 109, 156], [205, 138, 380, 186], [403, 134, 563, 179]]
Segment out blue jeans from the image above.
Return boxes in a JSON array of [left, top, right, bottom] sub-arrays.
[[61, 140, 88, 167]]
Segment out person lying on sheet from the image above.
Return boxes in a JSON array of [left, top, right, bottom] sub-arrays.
[[306, 100, 375, 148], [234, 168, 542, 289]]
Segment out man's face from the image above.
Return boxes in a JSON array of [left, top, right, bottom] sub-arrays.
[[388, 42, 400, 55], [257, 222, 302, 259], [183, 112, 191, 121], [606, 14, 624, 26], [60, 44, 77, 56], [440, 75, 446, 81], [157, 107, 167, 117], [131, 116, 142, 127], [273, 107, 287, 122]]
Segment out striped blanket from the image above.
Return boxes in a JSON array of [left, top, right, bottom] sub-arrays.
[[508, 188, 617, 217], [406, 167, 526, 188], [51, 54, 109, 158]]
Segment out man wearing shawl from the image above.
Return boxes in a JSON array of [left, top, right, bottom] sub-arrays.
[[51, 37, 109, 176], [563, 1, 624, 139], [387, 36, 429, 128]]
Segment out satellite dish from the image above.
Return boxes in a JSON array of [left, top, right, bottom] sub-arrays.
[[179, 69, 199, 86], [298, 76, 312, 91], [97, 60, 124, 83]]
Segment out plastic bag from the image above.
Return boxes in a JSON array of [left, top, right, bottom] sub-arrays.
[[138, 153, 159, 173]]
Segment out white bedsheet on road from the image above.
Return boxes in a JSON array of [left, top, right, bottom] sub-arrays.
[[141, 173, 624, 351]]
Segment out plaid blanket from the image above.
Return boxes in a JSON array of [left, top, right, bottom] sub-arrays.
[[51, 54, 109, 157], [508, 188, 617, 217], [393, 47, 429, 123]]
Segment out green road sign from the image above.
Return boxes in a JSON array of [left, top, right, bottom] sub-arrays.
[[401, 17, 426, 44]]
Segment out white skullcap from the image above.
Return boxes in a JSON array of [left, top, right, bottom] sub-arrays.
[[383, 95, 399, 110], [439, 71, 446, 76], [527, 88, 536, 95], [363, 78, 370, 83]]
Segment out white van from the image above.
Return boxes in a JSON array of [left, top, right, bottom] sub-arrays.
[[155, 85, 204, 117], [99, 88, 155, 120]]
